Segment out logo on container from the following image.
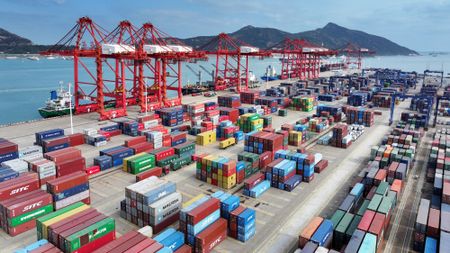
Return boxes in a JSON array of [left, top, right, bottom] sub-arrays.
[[209, 236, 223, 249], [10, 185, 29, 195], [23, 201, 43, 212]]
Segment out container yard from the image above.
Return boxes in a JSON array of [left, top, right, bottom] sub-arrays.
[[0, 13, 449, 253]]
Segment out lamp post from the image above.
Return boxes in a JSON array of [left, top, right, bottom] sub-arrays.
[[68, 82, 74, 134]]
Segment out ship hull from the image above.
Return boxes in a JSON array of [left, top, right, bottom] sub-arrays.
[[38, 108, 72, 118], [260, 76, 279, 81]]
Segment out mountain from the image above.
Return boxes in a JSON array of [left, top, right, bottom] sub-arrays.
[[182, 23, 417, 56], [0, 28, 53, 54], [296, 23, 417, 55], [0, 23, 417, 55]]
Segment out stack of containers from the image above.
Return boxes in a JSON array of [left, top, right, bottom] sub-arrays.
[[46, 171, 90, 210], [157, 107, 184, 127], [28, 158, 56, 188], [93, 229, 168, 252], [218, 95, 241, 108], [244, 131, 284, 156], [0, 189, 53, 236], [288, 131, 302, 146], [318, 94, 335, 102], [400, 112, 428, 128], [239, 113, 263, 133], [264, 159, 302, 191], [19, 145, 43, 161], [99, 123, 122, 136], [2, 158, 29, 174], [0, 139, 18, 163], [84, 128, 108, 147], [195, 154, 237, 189], [330, 123, 351, 148], [347, 92, 368, 106], [275, 150, 322, 182], [243, 172, 270, 198], [147, 131, 164, 149], [196, 130, 217, 146], [255, 97, 278, 113], [204, 110, 220, 126], [216, 120, 239, 140], [0, 166, 19, 182], [345, 107, 375, 127], [35, 129, 64, 146], [317, 104, 343, 122], [153, 228, 185, 252], [119, 176, 181, 233], [240, 90, 263, 104], [36, 202, 115, 252], [372, 94, 392, 108], [171, 142, 195, 171], [218, 107, 240, 123], [45, 147, 85, 177], [93, 155, 113, 171], [291, 96, 314, 112], [122, 120, 139, 136], [262, 115, 272, 129], [170, 132, 187, 146], [149, 147, 176, 169], [15, 239, 62, 252], [184, 102, 205, 120], [298, 218, 334, 249], [125, 136, 154, 154], [0, 173, 40, 212], [100, 146, 134, 167], [122, 153, 156, 175], [204, 101, 217, 111]]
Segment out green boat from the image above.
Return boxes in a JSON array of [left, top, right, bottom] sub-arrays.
[[38, 87, 74, 118]]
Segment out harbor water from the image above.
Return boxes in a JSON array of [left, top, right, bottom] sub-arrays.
[[0, 53, 449, 125]]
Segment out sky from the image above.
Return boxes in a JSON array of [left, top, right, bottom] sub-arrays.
[[0, 0, 449, 51]]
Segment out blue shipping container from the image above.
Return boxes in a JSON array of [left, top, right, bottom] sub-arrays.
[[311, 219, 333, 246]]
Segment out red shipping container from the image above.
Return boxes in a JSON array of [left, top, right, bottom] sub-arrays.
[[390, 179, 402, 194], [46, 171, 88, 194], [427, 208, 440, 238], [174, 244, 192, 253], [57, 214, 106, 248], [0, 140, 18, 154], [123, 238, 157, 253], [74, 231, 116, 253], [93, 231, 140, 253], [187, 198, 220, 225], [68, 133, 85, 147], [358, 210, 375, 232], [49, 209, 99, 244], [259, 151, 273, 169], [130, 142, 154, 154], [56, 157, 86, 177], [43, 136, 70, 147], [4, 190, 52, 218], [229, 206, 245, 238], [125, 136, 146, 147], [85, 166, 101, 175], [195, 218, 227, 253], [244, 173, 265, 190], [153, 211, 179, 234], [368, 212, 385, 246], [45, 147, 81, 164], [0, 173, 39, 200], [140, 242, 163, 252], [7, 218, 36, 236], [314, 160, 328, 173], [107, 233, 147, 253], [374, 169, 387, 186], [136, 167, 163, 182]]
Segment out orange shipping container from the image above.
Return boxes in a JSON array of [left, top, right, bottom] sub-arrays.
[[299, 217, 324, 248], [390, 179, 402, 194]]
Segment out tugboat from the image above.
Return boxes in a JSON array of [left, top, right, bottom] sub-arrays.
[[260, 65, 280, 81], [38, 87, 73, 118]]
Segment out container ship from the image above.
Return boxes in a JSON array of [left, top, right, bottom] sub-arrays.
[[38, 87, 74, 118]]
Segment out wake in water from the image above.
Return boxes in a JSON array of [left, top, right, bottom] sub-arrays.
[[0, 87, 56, 93]]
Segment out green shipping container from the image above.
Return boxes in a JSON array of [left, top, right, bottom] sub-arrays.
[[387, 190, 397, 208], [357, 200, 370, 216], [376, 181, 389, 196], [334, 213, 354, 248], [330, 209, 345, 229], [377, 197, 392, 215], [367, 194, 383, 211], [171, 156, 192, 171], [174, 142, 195, 155], [36, 202, 85, 240], [65, 217, 115, 252], [345, 215, 362, 240], [9, 204, 54, 227], [156, 155, 178, 167]]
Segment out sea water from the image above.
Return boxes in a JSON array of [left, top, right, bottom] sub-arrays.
[[0, 53, 449, 125]]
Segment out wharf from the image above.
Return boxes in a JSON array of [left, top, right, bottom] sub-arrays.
[[0, 70, 394, 253]]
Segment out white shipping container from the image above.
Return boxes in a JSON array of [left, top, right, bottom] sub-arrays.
[[83, 128, 98, 136], [143, 45, 171, 54], [95, 141, 107, 147], [54, 190, 90, 210], [19, 145, 43, 159], [39, 167, 56, 179], [167, 45, 193, 52], [138, 226, 153, 238], [148, 192, 182, 216], [2, 159, 29, 172], [240, 46, 259, 53], [101, 44, 135, 55]]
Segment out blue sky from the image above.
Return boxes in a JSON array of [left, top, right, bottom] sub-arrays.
[[1, 0, 449, 51]]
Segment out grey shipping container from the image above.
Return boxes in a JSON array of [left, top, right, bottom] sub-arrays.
[[415, 198, 430, 234], [339, 194, 356, 213], [344, 229, 365, 253], [301, 241, 318, 253]]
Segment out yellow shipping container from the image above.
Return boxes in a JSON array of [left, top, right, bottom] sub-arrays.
[[182, 194, 205, 208], [219, 137, 236, 149], [41, 204, 90, 239], [223, 174, 236, 189], [196, 130, 217, 146], [122, 152, 147, 172]]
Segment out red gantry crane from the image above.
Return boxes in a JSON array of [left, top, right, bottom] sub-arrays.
[[339, 43, 375, 70], [199, 33, 270, 92], [270, 38, 336, 80], [42, 17, 138, 120], [133, 22, 206, 111]]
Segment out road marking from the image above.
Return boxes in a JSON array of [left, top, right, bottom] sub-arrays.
[[263, 192, 290, 202]]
